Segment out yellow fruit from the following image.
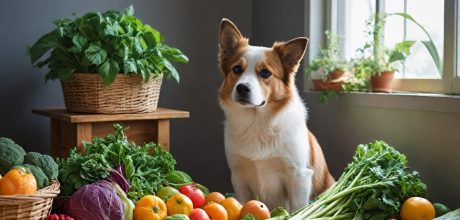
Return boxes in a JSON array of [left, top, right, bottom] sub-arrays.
[[220, 197, 242, 220], [134, 195, 167, 220], [400, 197, 435, 220], [167, 193, 193, 216], [0, 167, 37, 195]]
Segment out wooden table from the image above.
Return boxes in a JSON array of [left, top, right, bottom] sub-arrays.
[[32, 108, 189, 158]]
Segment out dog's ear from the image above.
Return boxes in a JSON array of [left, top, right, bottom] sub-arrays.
[[273, 37, 309, 76], [219, 18, 244, 53]]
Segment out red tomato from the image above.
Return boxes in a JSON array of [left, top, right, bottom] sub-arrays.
[[190, 208, 211, 220], [179, 184, 206, 208]]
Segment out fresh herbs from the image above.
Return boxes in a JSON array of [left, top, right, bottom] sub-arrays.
[[28, 6, 189, 85], [307, 31, 350, 78], [289, 141, 427, 220], [58, 124, 176, 201]]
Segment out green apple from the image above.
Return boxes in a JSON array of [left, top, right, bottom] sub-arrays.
[[156, 186, 180, 201]]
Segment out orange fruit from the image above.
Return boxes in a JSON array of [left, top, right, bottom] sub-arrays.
[[167, 193, 194, 216], [134, 195, 167, 220], [205, 192, 226, 205], [400, 197, 435, 220], [204, 203, 228, 220], [220, 197, 242, 220], [241, 200, 270, 220], [0, 167, 37, 195]]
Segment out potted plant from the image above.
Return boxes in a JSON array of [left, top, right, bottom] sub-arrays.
[[28, 6, 188, 113], [307, 31, 351, 91], [360, 12, 441, 92]]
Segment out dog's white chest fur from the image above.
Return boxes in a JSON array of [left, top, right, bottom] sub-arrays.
[[223, 94, 313, 211]]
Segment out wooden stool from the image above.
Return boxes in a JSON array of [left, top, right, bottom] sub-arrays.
[[33, 108, 189, 158]]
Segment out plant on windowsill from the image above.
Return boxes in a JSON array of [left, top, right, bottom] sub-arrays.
[[28, 6, 189, 113], [360, 12, 442, 92], [307, 31, 352, 92]]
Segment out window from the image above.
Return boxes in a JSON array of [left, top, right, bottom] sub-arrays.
[[323, 0, 460, 94]]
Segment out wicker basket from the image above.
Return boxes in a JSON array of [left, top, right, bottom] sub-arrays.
[[0, 180, 60, 220], [61, 73, 163, 114]]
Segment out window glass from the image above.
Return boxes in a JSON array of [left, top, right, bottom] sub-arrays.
[[340, 0, 375, 60], [385, 0, 444, 79], [338, 0, 444, 79]]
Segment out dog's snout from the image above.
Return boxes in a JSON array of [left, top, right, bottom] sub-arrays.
[[236, 84, 251, 96]]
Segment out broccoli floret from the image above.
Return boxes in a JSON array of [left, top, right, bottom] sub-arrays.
[[0, 137, 26, 174], [19, 164, 49, 189], [23, 152, 58, 180]]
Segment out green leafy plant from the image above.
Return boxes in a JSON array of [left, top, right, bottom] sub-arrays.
[[307, 31, 350, 78], [28, 6, 189, 86], [359, 12, 441, 76], [58, 124, 177, 202]]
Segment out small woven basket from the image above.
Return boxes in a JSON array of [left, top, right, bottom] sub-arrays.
[[61, 73, 163, 114], [0, 180, 60, 220]]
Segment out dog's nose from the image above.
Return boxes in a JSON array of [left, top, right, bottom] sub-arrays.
[[236, 84, 251, 96]]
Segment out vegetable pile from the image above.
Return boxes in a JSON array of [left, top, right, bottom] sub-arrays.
[[0, 137, 59, 194], [58, 124, 176, 201], [289, 140, 427, 220]]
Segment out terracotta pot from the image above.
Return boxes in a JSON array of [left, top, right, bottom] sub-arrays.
[[370, 71, 394, 92], [312, 80, 343, 91], [327, 69, 346, 80], [311, 69, 347, 91]]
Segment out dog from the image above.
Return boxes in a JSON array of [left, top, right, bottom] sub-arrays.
[[217, 18, 335, 212]]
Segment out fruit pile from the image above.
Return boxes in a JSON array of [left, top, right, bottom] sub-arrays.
[[135, 184, 271, 220]]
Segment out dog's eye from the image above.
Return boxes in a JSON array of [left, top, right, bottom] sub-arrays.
[[232, 65, 243, 74], [260, 69, 272, 79]]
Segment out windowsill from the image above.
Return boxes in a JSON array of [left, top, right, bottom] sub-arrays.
[[302, 91, 460, 114]]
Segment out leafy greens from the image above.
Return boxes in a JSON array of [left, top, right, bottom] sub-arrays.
[[28, 6, 189, 85], [58, 124, 176, 201], [289, 140, 427, 220]]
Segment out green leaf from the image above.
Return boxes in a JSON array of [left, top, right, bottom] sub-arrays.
[[421, 40, 443, 74], [71, 34, 88, 53], [123, 58, 137, 73], [165, 170, 193, 185], [389, 41, 414, 63], [143, 24, 162, 43], [98, 58, 119, 85], [390, 12, 442, 74], [28, 29, 59, 64], [161, 59, 180, 83], [56, 67, 76, 81], [160, 45, 189, 64], [142, 32, 158, 48], [85, 44, 107, 65], [123, 156, 135, 182], [133, 37, 143, 56], [124, 5, 135, 16]]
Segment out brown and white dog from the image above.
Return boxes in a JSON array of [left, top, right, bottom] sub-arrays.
[[217, 19, 335, 212]]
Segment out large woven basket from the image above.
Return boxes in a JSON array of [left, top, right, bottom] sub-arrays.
[[61, 73, 163, 114], [0, 180, 60, 220]]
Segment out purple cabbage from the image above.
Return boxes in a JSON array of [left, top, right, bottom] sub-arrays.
[[64, 180, 124, 220], [107, 165, 130, 193]]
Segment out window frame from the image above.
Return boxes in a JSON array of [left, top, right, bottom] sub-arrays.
[[318, 0, 459, 94]]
